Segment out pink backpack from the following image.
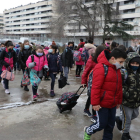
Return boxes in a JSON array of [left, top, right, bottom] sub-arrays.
[[1, 70, 15, 81]]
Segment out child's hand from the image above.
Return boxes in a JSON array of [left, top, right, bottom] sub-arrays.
[[93, 105, 101, 111], [117, 104, 120, 109]]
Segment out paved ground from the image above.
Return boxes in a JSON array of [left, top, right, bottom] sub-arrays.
[[0, 68, 140, 140]]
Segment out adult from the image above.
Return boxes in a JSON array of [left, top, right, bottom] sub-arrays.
[[61, 42, 74, 85]]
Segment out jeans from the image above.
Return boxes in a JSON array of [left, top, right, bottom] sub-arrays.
[[76, 65, 82, 76], [3, 78, 9, 89], [86, 107, 116, 140], [64, 67, 69, 80], [49, 73, 57, 90]]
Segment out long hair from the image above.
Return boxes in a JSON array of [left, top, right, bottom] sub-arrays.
[[92, 45, 105, 63], [20, 40, 30, 51]]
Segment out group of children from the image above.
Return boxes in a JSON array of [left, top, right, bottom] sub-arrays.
[[0, 40, 62, 100], [82, 46, 140, 140], [0, 39, 139, 139]]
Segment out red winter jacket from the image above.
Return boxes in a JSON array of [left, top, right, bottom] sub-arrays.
[[91, 50, 123, 108], [81, 56, 96, 85]]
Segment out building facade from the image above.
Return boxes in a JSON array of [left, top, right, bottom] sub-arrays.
[[0, 14, 4, 33], [3, 0, 53, 37], [64, 0, 140, 47]]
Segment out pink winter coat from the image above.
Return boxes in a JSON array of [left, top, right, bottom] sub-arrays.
[[76, 48, 84, 66], [26, 54, 48, 78]]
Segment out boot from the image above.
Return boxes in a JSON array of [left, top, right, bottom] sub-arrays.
[[121, 133, 132, 140], [24, 86, 29, 91]]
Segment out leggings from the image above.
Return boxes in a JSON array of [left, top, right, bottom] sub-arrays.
[[49, 73, 57, 90], [32, 86, 38, 96], [3, 78, 9, 89], [76, 65, 82, 76], [32, 77, 42, 96], [85, 96, 96, 116]]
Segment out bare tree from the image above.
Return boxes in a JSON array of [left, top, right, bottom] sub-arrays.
[[51, 0, 133, 42]]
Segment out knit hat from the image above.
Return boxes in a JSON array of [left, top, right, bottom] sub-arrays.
[[130, 57, 140, 64]]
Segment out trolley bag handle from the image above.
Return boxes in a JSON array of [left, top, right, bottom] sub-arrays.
[[75, 86, 86, 96]]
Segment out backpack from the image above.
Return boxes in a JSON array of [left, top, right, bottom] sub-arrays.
[[73, 51, 81, 62], [81, 49, 89, 62], [87, 64, 108, 96]]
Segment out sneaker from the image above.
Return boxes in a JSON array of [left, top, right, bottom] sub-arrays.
[[36, 93, 39, 97], [84, 109, 92, 118], [121, 133, 132, 140], [115, 116, 122, 131], [1, 80, 5, 89], [24, 86, 29, 91], [50, 91, 55, 97], [33, 95, 37, 101], [91, 118, 96, 123], [5, 89, 10, 94], [84, 126, 91, 140]]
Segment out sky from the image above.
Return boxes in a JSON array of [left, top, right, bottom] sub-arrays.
[[0, 0, 40, 13]]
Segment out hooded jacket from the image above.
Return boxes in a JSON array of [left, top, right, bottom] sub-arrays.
[[26, 53, 48, 78], [121, 52, 140, 108], [91, 50, 123, 108], [83, 43, 96, 57], [0, 48, 17, 71]]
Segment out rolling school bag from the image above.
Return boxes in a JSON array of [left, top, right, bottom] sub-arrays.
[[56, 86, 86, 113]]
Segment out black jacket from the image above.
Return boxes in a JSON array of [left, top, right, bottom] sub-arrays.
[[61, 47, 73, 68], [47, 53, 63, 73], [18, 48, 32, 69], [0, 49, 17, 70]]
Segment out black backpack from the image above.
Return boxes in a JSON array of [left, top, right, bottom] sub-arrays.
[[87, 64, 108, 96]]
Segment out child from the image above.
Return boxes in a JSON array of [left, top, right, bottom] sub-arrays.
[[0, 41, 17, 94], [116, 52, 140, 140], [76, 46, 84, 77], [26, 46, 48, 101], [82, 46, 105, 121], [84, 48, 127, 140], [18, 40, 32, 91], [47, 45, 63, 97]]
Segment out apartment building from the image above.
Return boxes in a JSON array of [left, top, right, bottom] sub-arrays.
[[65, 0, 140, 46], [0, 14, 4, 33], [3, 0, 53, 37]]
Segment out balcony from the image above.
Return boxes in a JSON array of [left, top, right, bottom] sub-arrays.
[[135, 2, 140, 8]]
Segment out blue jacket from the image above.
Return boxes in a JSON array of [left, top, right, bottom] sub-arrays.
[[47, 53, 63, 73]]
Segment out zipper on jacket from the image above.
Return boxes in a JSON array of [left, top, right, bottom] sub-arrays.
[[38, 57, 40, 73], [114, 70, 118, 104], [100, 91, 106, 101]]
